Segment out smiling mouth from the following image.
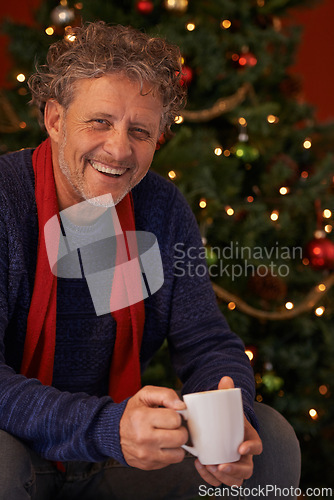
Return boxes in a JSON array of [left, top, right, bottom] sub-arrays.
[[89, 160, 128, 178]]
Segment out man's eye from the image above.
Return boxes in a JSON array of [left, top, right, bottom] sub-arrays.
[[91, 119, 109, 128], [131, 128, 150, 139]]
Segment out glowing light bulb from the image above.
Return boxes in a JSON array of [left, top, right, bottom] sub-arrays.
[[279, 187, 289, 195], [324, 224, 332, 233], [309, 409, 318, 420], [228, 302, 236, 310], [214, 147, 223, 156], [174, 116, 184, 124], [16, 73, 26, 83], [247, 196, 254, 203], [267, 114, 279, 124], [65, 34, 76, 42], [238, 117, 247, 127], [318, 284, 326, 292], [199, 199, 207, 209], [270, 210, 279, 221], [224, 149, 231, 157], [45, 27, 55, 36], [323, 209, 332, 219], [168, 170, 176, 180], [186, 22, 196, 31], [285, 302, 294, 310], [225, 206, 234, 216], [245, 349, 254, 361], [315, 306, 325, 317], [319, 385, 328, 395], [303, 139, 312, 149], [221, 19, 231, 29]]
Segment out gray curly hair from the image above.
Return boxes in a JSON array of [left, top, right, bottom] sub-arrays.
[[28, 22, 187, 133]]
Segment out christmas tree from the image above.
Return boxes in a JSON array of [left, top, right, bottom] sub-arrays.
[[1, 0, 334, 493]]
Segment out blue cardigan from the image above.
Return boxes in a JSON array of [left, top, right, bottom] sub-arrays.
[[0, 148, 257, 465]]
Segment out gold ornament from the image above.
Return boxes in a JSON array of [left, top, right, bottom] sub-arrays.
[[164, 0, 188, 14]]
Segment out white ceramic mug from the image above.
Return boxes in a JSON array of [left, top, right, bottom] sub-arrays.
[[179, 388, 244, 465]]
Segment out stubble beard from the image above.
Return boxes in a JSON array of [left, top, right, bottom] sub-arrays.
[[57, 126, 130, 208]]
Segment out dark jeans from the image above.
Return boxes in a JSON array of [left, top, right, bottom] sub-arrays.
[[0, 403, 301, 500]]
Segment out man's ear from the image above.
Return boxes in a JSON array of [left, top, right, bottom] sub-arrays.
[[44, 100, 64, 143]]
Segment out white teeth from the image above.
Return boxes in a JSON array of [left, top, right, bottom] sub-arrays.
[[90, 160, 127, 175]]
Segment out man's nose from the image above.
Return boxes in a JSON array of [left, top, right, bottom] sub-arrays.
[[102, 129, 132, 162]]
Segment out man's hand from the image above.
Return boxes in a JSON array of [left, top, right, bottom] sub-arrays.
[[120, 385, 188, 470], [194, 376, 263, 487]]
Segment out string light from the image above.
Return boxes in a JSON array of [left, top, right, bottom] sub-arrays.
[[318, 283, 326, 292], [303, 138, 312, 149], [325, 225, 332, 233], [168, 170, 176, 180], [301, 171, 308, 179], [315, 306, 325, 317], [238, 117, 247, 127], [186, 22, 196, 31], [285, 302, 294, 310], [45, 26, 55, 36], [16, 73, 26, 83], [323, 209, 332, 219], [319, 385, 328, 396], [245, 349, 254, 361], [279, 187, 289, 195], [19, 122, 27, 129], [174, 115, 184, 124], [221, 19, 231, 29], [228, 301, 236, 310], [199, 199, 207, 209], [225, 206, 234, 216], [214, 147, 223, 156], [309, 409, 318, 420], [224, 149, 231, 157], [270, 210, 279, 221], [267, 114, 279, 124], [65, 33, 76, 42], [247, 196, 254, 203]]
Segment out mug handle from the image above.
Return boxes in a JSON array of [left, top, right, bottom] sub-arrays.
[[177, 409, 198, 458]]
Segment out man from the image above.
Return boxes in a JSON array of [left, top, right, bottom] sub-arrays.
[[0, 22, 300, 499]]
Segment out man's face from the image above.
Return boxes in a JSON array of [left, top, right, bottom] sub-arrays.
[[48, 73, 163, 210]]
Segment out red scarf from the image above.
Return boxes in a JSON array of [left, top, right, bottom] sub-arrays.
[[20, 138, 144, 403]]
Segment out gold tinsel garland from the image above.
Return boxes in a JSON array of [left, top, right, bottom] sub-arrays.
[[212, 273, 334, 320], [182, 82, 251, 122]]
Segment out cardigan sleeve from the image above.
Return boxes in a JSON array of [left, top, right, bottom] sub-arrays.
[[0, 152, 129, 464], [164, 188, 258, 430]]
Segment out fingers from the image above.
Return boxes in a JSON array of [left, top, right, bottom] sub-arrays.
[[218, 376, 235, 390], [139, 385, 186, 411], [195, 454, 254, 488], [120, 386, 188, 470], [240, 417, 263, 456]]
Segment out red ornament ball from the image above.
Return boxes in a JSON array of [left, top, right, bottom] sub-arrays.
[[180, 65, 193, 86], [136, 0, 154, 14], [238, 52, 257, 67], [305, 234, 334, 270]]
